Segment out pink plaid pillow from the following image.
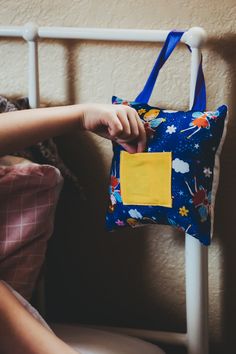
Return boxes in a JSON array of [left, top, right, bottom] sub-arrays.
[[0, 156, 63, 300]]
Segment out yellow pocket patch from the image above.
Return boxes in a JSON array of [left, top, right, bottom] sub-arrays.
[[120, 151, 172, 207]]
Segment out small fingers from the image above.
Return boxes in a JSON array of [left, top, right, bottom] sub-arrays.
[[117, 107, 141, 141], [106, 114, 123, 138], [115, 106, 147, 152], [135, 111, 147, 152], [102, 105, 146, 153], [127, 110, 140, 139], [116, 110, 132, 139]]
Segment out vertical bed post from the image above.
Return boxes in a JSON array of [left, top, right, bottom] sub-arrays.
[[185, 235, 208, 354], [23, 22, 40, 108], [185, 27, 209, 354]]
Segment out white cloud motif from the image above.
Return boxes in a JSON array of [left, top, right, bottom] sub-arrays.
[[172, 158, 190, 174], [128, 209, 142, 219]]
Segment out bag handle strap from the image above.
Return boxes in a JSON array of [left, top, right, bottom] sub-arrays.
[[134, 31, 206, 111]]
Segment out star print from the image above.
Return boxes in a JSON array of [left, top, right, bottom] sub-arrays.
[[115, 219, 125, 226], [179, 206, 189, 217], [138, 108, 146, 115], [203, 167, 212, 178], [178, 190, 184, 196], [194, 144, 199, 149], [166, 125, 177, 134]]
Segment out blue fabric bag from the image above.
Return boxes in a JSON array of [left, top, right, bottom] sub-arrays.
[[105, 31, 227, 245]]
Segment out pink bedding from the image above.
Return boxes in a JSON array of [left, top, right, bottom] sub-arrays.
[[0, 156, 63, 300]]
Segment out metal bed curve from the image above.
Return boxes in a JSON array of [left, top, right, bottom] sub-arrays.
[[0, 23, 208, 354]]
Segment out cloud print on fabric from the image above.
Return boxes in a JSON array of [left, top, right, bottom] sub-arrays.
[[172, 158, 190, 174], [128, 209, 142, 219]]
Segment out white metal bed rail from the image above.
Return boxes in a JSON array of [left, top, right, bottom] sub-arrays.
[[0, 23, 208, 354]]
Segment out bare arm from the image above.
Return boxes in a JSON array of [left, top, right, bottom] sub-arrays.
[[0, 103, 146, 156], [0, 103, 146, 353], [0, 281, 79, 354]]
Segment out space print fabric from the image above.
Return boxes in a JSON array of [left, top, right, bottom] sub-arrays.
[[105, 30, 227, 245], [106, 98, 227, 245]]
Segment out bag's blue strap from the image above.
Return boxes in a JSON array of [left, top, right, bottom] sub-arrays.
[[191, 55, 206, 111], [135, 31, 206, 111]]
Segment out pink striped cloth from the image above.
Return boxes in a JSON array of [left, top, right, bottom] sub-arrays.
[[0, 156, 63, 300]]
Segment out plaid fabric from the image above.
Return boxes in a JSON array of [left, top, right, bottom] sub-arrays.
[[0, 156, 63, 300]]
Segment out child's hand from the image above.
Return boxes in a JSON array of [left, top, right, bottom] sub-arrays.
[[80, 104, 146, 153]]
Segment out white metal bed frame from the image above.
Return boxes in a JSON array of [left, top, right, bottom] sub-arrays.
[[0, 23, 208, 354]]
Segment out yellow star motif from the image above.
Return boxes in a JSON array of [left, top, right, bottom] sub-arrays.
[[179, 206, 189, 217], [137, 108, 146, 115]]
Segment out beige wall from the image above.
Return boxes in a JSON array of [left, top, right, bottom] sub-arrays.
[[1, 1, 236, 353]]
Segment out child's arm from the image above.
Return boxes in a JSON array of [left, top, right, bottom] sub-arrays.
[[0, 281, 80, 354], [0, 103, 146, 156]]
